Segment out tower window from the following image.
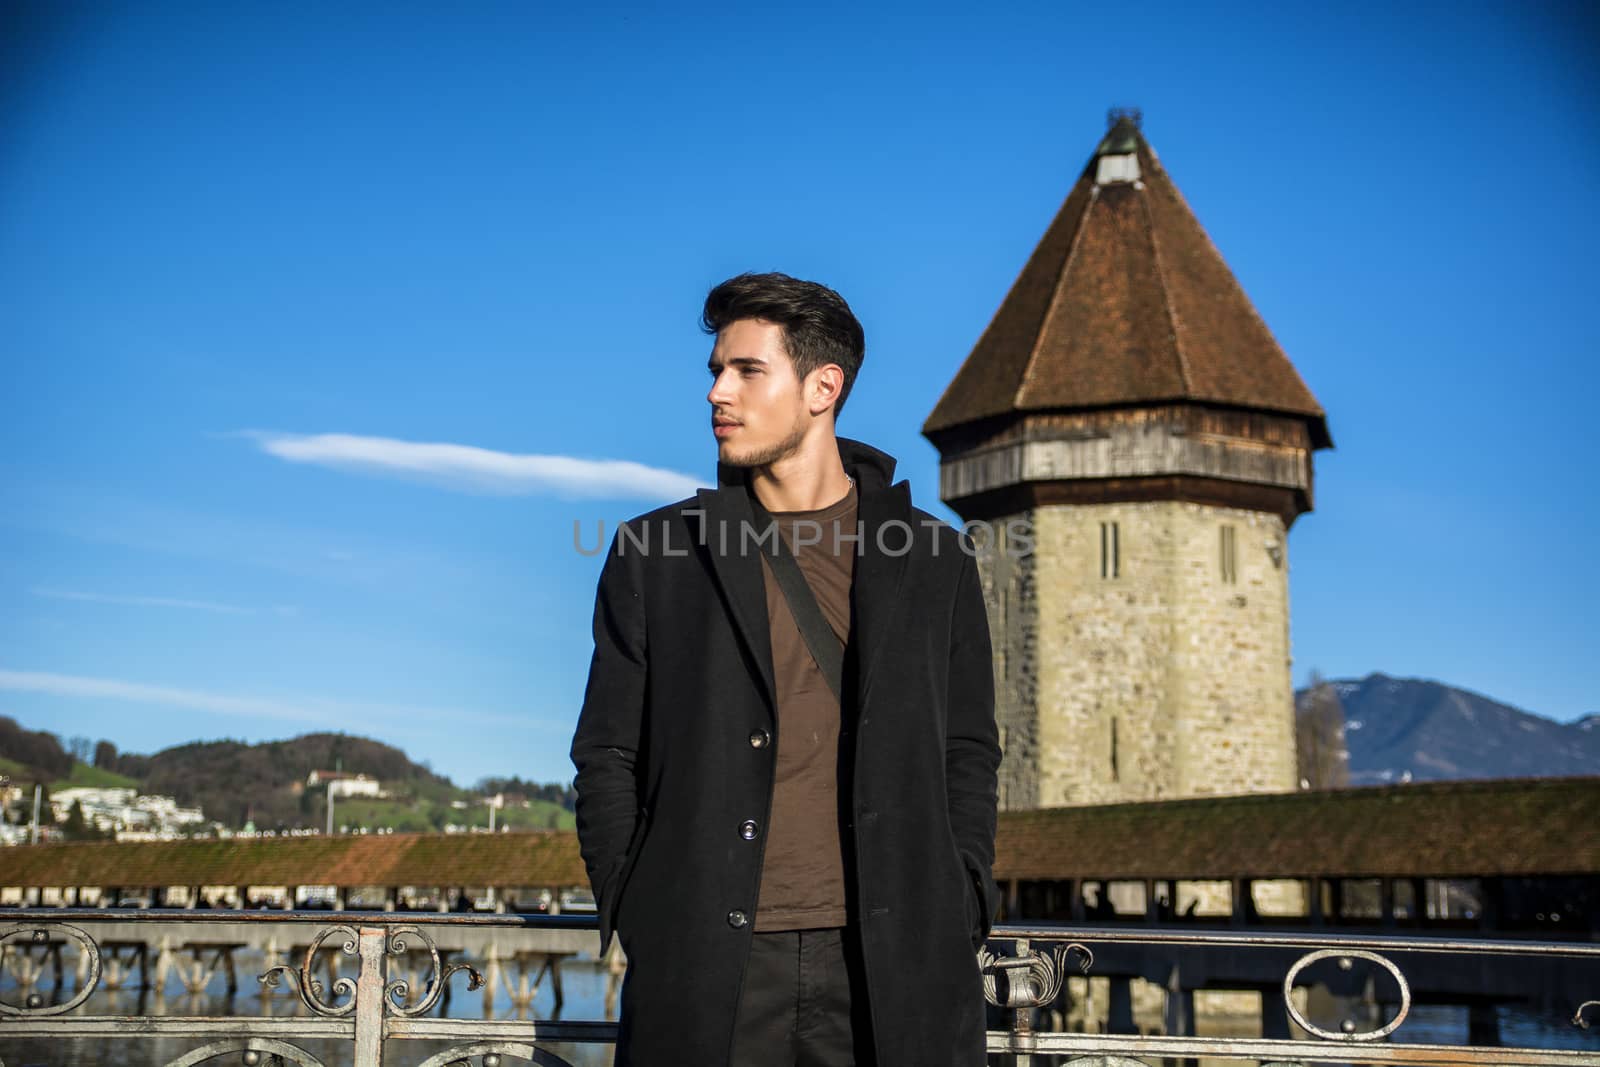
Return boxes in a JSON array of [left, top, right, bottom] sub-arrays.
[[1100, 521, 1120, 579], [1220, 525, 1237, 584], [1110, 716, 1120, 782]]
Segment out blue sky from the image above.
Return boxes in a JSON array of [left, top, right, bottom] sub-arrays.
[[2, 2, 1595, 786]]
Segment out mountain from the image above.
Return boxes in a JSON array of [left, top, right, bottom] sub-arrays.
[[0, 719, 574, 835], [125, 732, 451, 829], [1303, 673, 1600, 785]]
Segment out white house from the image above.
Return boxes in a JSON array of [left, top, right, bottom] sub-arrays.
[[306, 771, 382, 798]]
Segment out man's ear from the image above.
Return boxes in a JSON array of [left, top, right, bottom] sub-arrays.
[[808, 364, 844, 417]]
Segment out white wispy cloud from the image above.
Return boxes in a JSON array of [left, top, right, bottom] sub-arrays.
[[242, 431, 701, 501], [30, 587, 287, 617], [0, 669, 325, 724], [0, 669, 547, 731]]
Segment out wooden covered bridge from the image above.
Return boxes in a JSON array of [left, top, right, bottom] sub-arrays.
[[3, 777, 1595, 936]]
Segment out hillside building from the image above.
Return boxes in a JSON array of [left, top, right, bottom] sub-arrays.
[[306, 770, 383, 798]]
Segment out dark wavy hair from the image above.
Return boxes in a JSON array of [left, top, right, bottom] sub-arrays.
[[701, 272, 866, 417]]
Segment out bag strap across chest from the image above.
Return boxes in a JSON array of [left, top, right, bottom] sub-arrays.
[[748, 496, 846, 703]]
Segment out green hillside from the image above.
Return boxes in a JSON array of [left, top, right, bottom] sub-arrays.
[[331, 795, 575, 834], [52, 761, 142, 790]]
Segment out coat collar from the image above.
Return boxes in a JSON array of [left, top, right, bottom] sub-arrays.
[[693, 436, 912, 717], [713, 435, 899, 493]]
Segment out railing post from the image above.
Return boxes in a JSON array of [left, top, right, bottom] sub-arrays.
[[353, 924, 387, 1067], [1010, 935, 1032, 1067]]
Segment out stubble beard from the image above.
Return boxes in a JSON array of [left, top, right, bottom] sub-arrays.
[[721, 410, 809, 470]]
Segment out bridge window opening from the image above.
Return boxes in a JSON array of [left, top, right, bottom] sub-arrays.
[[1100, 521, 1120, 579], [1018, 879, 1075, 920], [1393, 878, 1419, 921], [1106, 880, 1146, 917], [1426, 878, 1484, 922], [345, 886, 391, 910], [1249, 878, 1309, 918], [1080, 880, 1105, 917], [1338, 879, 1383, 921], [1219, 524, 1237, 583], [1175, 880, 1233, 918], [1497, 875, 1596, 932]]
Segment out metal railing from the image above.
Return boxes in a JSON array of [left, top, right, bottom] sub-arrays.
[[1, 909, 1596, 1065], [980, 925, 1599, 1065]]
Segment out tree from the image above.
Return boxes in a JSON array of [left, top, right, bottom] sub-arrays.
[[0, 717, 74, 778], [1296, 670, 1350, 790], [94, 740, 118, 770], [62, 799, 101, 841], [67, 735, 92, 763]]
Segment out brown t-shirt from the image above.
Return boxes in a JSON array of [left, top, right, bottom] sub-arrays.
[[753, 481, 858, 930]]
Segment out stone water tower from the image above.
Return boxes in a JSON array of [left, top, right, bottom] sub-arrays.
[[924, 111, 1332, 810]]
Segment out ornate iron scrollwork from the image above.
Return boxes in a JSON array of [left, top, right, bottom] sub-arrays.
[[1574, 1000, 1600, 1029], [980, 937, 1094, 1054], [1282, 948, 1411, 1042], [255, 922, 481, 1020], [0, 923, 101, 1017], [258, 924, 361, 1017], [383, 924, 484, 1017], [978, 939, 1092, 1010]]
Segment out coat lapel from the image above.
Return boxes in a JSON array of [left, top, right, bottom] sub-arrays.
[[695, 436, 910, 717], [851, 479, 912, 705], [694, 486, 777, 718]]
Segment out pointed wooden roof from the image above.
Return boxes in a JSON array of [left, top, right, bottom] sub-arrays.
[[925, 113, 1330, 450]]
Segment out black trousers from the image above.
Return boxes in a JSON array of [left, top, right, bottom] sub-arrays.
[[729, 926, 876, 1067]]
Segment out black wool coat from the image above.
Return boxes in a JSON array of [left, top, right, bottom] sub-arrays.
[[570, 437, 1001, 1066]]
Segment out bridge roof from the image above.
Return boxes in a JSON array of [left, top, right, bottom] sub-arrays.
[[3, 778, 1594, 889], [993, 776, 1599, 882], [1, 829, 587, 890]]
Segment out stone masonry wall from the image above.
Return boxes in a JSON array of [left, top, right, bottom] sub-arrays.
[[974, 513, 1039, 811], [979, 500, 1296, 809]]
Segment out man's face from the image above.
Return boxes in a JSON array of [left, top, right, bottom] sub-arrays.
[[707, 318, 810, 468]]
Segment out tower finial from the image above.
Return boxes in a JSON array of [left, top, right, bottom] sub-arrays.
[[1106, 107, 1142, 130]]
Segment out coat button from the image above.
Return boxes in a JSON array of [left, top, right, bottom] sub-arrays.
[[739, 819, 759, 840], [749, 728, 770, 749], [727, 909, 749, 928]]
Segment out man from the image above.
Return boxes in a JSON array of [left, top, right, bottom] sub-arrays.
[[570, 272, 1001, 1066]]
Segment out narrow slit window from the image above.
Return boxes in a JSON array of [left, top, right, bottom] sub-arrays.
[[1110, 716, 1120, 782], [1100, 521, 1120, 579], [1220, 525, 1237, 584]]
